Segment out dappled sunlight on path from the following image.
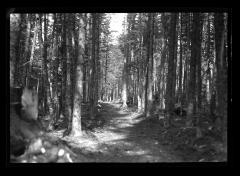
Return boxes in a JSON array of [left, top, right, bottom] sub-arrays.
[[53, 102, 183, 162]]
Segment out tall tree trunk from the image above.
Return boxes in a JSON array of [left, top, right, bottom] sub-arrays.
[[65, 14, 73, 134], [165, 13, 177, 126], [173, 14, 179, 104], [51, 13, 61, 128], [207, 14, 216, 120], [43, 14, 51, 114], [61, 14, 70, 133], [90, 13, 97, 119], [122, 63, 128, 108], [95, 14, 101, 105], [214, 13, 227, 148], [13, 14, 24, 86], [145, 13, 154, 117], [183, 13, 191, 107], [178, 13, 183, 104], [186, 13, 201, 126], [196, 15, 203, 113], [206, 14, 212, 104], [71, 14, 85, 137], [38, 14, 45, 117], [137, 13, 143, 112], [23, 14, 31, 85], [27, 14, 38, 87], [122, 16, 128, 108], [159, 13, 167, 110], [82, 13, 88, 103]]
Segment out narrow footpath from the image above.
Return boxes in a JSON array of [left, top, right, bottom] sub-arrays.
[[56, 102, 183, 162]]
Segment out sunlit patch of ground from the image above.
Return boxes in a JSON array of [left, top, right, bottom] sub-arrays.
[[48, 102, 184, 162], [39, 102, 226, 162]]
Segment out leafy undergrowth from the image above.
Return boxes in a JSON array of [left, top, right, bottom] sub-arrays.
[[151, 114, 227, 162], [111, 103, 227, 162], [118, 103, 227, 162]]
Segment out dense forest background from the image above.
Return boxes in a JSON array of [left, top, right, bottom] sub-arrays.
[[9, 12, 230, 163]]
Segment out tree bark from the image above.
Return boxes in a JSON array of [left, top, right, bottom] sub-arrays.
[[177, 13, 183, 104], [196, 15, 203, 113], [122, 63, 128, 108], [165, 13, 177, 126], [145, 13, 154, 117], [23, 14, 32, 85], [214, 13, 227, 147], [186, 13, 200, 126], [13, 14, 24, 86], [71, 14, 85, 137], [90, 13, 97, 119]]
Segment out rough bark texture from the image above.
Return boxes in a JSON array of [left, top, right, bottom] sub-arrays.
[[177, 13, 183, 104], [196, 15, 203, 113], [214, 13, 227, 147], [186, 13, 201, 126], [165, 13, 177, 125], [145, 13, 154, 117], [13, 14, 24, 86], [90, 13, 97, 119], [71, 14, 85, 137]]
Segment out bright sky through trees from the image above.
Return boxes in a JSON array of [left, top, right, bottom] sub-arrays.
[[109, 13, 126, 45]]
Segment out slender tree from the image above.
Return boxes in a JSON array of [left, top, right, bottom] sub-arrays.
[[214, 13, 227, 147], [186, 13, 201, 126], [145, 13, 154, 117], [165, 13, 177, 126]]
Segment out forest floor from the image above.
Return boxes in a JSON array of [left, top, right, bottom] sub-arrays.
[[48, 102, 227, 162]]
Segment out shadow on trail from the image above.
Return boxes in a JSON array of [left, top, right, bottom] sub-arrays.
[[84, 102, 183, 162], [52, 102, 225, 162]]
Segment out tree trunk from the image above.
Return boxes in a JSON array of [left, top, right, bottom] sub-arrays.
[[23, 14, 32, 85], [65, 14, 73, 134], [196, 15, 203, 113], [43, 15, 50, 114], [173, 14, 179, 104], [60, 14, 71, 134], [178, 13, 183, 104], [137, 13, 143, 112], [13, 14, 24, 86], [159, 13, 167, 110], [165, 13, 177, 126], [214, 13, 227, 148], [122, 63, 128, 108], [71, 14, 85, 137], [90, 13, 97, 119], [186, 13, 200, 127], [27, 14, 38, 87], [95, 14, 101, 106], [51, 14, 61, 128], [145, 13, 154, 117]]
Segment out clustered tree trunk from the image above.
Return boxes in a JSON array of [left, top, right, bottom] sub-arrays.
[[10, 12, 229, 146], [115, 12, 229, 143]]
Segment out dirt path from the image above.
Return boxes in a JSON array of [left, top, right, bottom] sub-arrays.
[[60, 102, 184, 162]]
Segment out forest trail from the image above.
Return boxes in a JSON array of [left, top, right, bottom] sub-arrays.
[[10, 13, 228, 163], [54, 102, 183, 162]]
